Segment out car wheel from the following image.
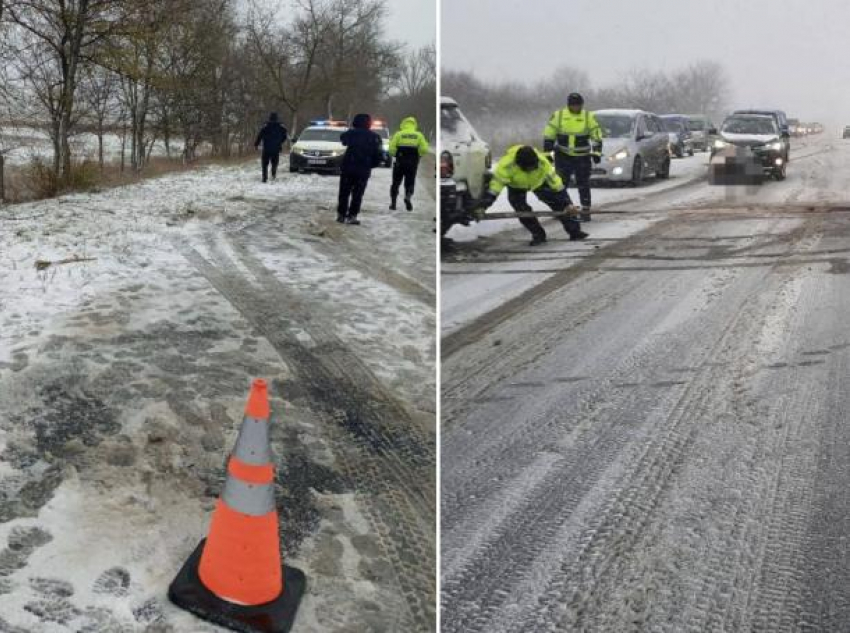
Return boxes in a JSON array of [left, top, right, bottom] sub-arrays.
[[688, 147, 695, 156], [630, 157, 643, 186], [658, 156, 671, 179], [774, 163, 787, 181]]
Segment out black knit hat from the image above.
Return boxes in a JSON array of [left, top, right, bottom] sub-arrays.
[[515, 146, 539, 171]]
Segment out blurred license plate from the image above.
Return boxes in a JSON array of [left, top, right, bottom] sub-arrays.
[[308, 159, 326, 165]]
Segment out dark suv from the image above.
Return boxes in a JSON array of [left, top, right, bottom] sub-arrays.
[[711, 114, 788, 182], [730, 109, 791, 161]]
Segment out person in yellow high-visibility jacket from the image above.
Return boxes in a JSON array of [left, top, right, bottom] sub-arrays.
[[388, 117, 430, 211], [543, 92, 602, 221], [477, 145, 588, 246]]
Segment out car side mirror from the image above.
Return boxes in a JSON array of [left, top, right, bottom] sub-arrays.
[[781, 131, 790, 139], [291, 136, 298, 143], [708, 128, 718, 136]]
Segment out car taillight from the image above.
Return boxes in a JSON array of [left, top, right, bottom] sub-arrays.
[[441, 151, 454, 178], [485, 151, 492, 169]]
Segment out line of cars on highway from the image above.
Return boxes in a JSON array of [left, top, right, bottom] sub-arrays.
[[440, 97, 822, 236]]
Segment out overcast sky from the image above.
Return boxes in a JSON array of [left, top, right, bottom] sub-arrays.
[[443, 0, 850, 128], [242, 0, 434, 49], [385, 0, 434, 48]]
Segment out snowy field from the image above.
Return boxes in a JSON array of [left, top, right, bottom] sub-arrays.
[[0, 159, 436, 631], [0, 125, 188, 167]]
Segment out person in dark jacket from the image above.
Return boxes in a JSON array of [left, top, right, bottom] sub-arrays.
[[254, 112, 288, 182], [337, 113, 383, 224]]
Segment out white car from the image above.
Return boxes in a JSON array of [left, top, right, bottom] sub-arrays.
[[289, 120, 348, 174], [592, 109, 671, 184], [440, 96, 491, 235]]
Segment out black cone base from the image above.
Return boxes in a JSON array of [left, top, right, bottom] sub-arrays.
[[168, 540, 306, 633]]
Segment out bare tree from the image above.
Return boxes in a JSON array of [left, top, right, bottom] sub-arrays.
[[384, 43, 436, 137], [79, 63, 117, 169], [314, 0, 399, 119], [396, 44, 435, 98], [5, 0, 125, 179], [244, 1, 319, 134], [672, 60, 729, 116]]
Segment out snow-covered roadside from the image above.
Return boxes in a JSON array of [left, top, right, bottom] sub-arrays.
[[0, 160, 436, 631]]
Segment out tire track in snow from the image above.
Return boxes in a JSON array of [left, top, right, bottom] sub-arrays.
[[442, 209, 839, 632], [178, 237, 436, 631]]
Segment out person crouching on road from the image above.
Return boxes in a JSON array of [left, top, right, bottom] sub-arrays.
[[477, 145, 588, 246], [338, 113, 383, 225], [254, 112, 288, 183], [543, 92, 602, 222], [389, 116, 430, 211]]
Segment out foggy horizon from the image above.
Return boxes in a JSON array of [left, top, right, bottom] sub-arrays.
[[443, 0, 850, 130]]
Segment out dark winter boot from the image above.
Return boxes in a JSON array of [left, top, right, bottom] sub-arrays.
[[390, 196, 397, 210], [570, 230, 589, 241], [346, 216, 361, 226], [404, 197, 413, 211], [336, 214, 346, 223], [529, 233, 547, 246], [580, 207, 592, 222]]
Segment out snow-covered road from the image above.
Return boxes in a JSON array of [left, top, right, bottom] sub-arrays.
[[441, 135, 850, 631], [0, 159, 436, 631], [441, 138, 826, 335]]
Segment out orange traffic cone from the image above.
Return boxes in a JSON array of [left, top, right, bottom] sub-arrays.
[[168, 379, 306, 633]]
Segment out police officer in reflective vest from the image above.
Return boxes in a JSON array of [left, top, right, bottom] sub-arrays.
[[477, 145, 588, 246], [388, 116, 430, 211], [543, 93, 602, 222]]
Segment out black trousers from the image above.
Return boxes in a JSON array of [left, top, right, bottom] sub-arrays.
[[507, 185, 580, 239], [391, 159, 419, 200], [261, 151, 280, 181], [555, 153, 592, 208], [338, 173, 370, 218]]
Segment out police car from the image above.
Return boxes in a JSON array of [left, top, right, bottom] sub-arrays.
[[371, 119, 393, 167], [289, 120, 348, 174]]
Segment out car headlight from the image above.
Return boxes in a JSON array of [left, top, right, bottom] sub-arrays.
[[767, 141, 782, 151], [714, 139, 728, 149], [610, 148, 629, 161], [330, 149, 345, 157], [292, 146, 304, 155]]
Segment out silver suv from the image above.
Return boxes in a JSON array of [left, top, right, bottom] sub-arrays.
[[440, 97, 491, 235], [592, 109, 671, 185]]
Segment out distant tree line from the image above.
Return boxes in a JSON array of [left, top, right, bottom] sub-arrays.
[[443, 61, 729, 152], [0, 0, 435, 185]]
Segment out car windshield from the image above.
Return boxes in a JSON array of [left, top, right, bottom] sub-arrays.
[[596, 115, 634, 139], [299, 128, 344, 142], [687, 119, 706, 131], [722, 117, 777, 135], [661, 120, 684, 133], [441, 105, 476, 142]]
